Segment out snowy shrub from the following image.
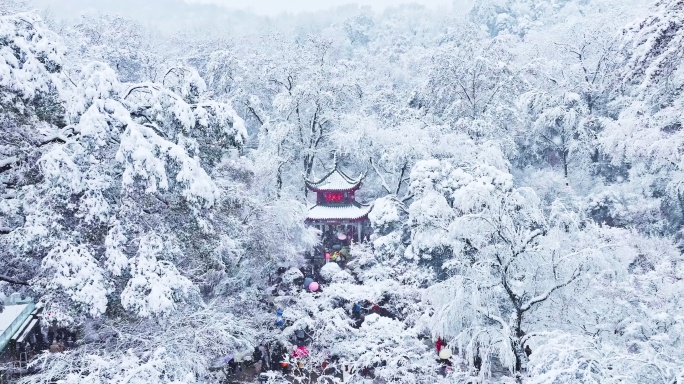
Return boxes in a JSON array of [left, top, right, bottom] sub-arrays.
[[34, 241, 110, 318], [120, 235, 194, 318], [319, 262, 355, 283]]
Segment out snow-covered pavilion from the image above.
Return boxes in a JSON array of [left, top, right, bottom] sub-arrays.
[[305, 164, 371, 243]]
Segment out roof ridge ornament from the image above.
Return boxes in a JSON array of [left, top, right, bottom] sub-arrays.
[[305, 156, 363, 192]]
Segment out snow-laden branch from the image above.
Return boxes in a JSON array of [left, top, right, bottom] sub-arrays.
[[516, 229, 542, 256], [503, 228, 543, 272], [39, 125, 76, 146], [0, 156, 18, 170], [242, 101, 264, 126], [520, 266, 582, 313], [395, 161, 409, 195], [475, 306, 508, 331], [122, 82, 170, 101], [369, 157, 393, 194], [0, 273, 29, 286]]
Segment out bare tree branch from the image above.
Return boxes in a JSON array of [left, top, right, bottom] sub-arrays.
[[369, 157, 392, 194], [520, 266, 582, 313]]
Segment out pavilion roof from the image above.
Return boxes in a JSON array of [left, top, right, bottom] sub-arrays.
[[306, 201, 372, 222], [305, 164, 364, 192]]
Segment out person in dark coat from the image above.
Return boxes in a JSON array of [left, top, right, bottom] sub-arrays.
[[474, 354, 482, 372], [66, 331, 76, 348], [525, 345, 532, 357], [252, 346, 263, 366], [438, 357, 452, 376], [47, 322, 57, 344], [292, 328, 310, 346], [34, 328, 46, 350], [260, 345, 270, 370], [227, 358, 238, 374]]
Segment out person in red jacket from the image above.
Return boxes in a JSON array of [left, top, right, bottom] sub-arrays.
[[436, 337, 443, 353]]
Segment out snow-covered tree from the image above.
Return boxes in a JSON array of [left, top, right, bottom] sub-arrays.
[[421, 26, 524, 146], [600, 0, 684, 235], [2, 1, 684, 383], [0, 10, 313, 383], [407, 151, 602, 378]]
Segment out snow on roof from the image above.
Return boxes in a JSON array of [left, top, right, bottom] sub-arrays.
[[0, 304, 29, 334], [17, 319, 38, 343], [307, 202, 372, 221], [305, 166, 363, 191]]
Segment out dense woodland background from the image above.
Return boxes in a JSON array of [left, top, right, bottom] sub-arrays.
[[1, 0, 684, 382]]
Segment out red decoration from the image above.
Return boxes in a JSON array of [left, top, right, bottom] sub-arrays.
[[293, 346, 310, 357], [324, 192, 344, 202]]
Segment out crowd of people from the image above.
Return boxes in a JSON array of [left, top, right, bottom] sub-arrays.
[[218, 229, 513, 383], [11, 320, 75, 360], [214, 232, 362, 383]]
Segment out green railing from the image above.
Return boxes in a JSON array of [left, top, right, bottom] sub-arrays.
[[0, 302, 35, 352]]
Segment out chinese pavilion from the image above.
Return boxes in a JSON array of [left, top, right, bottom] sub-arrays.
[[305, 164, 372, 243]]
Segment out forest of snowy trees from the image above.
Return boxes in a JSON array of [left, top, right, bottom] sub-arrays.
[[1, 0, 684, 382]]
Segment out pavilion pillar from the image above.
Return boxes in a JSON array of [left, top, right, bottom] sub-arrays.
[[357, 222, 361, 243]]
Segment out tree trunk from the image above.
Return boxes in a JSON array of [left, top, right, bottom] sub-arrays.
[[276, 162, 284, 198], [513, 311, 528, 375], [562, 148, 569, 178], [305, 154, 314, 197]]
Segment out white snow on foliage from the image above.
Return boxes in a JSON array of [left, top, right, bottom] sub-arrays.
[[319, 262, 354, 283], [4, 2, 684, 383], [121, 235, 194, 318], [104, 219, 129, 277], [36, 242, 110, 317], [194, 100, 248, 145], [367, 196, 399, 228], [0, 12, 63, 102], [66, 62, 122, 122], [281, 267, 304, 284], [117, 122, 219, 206]]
